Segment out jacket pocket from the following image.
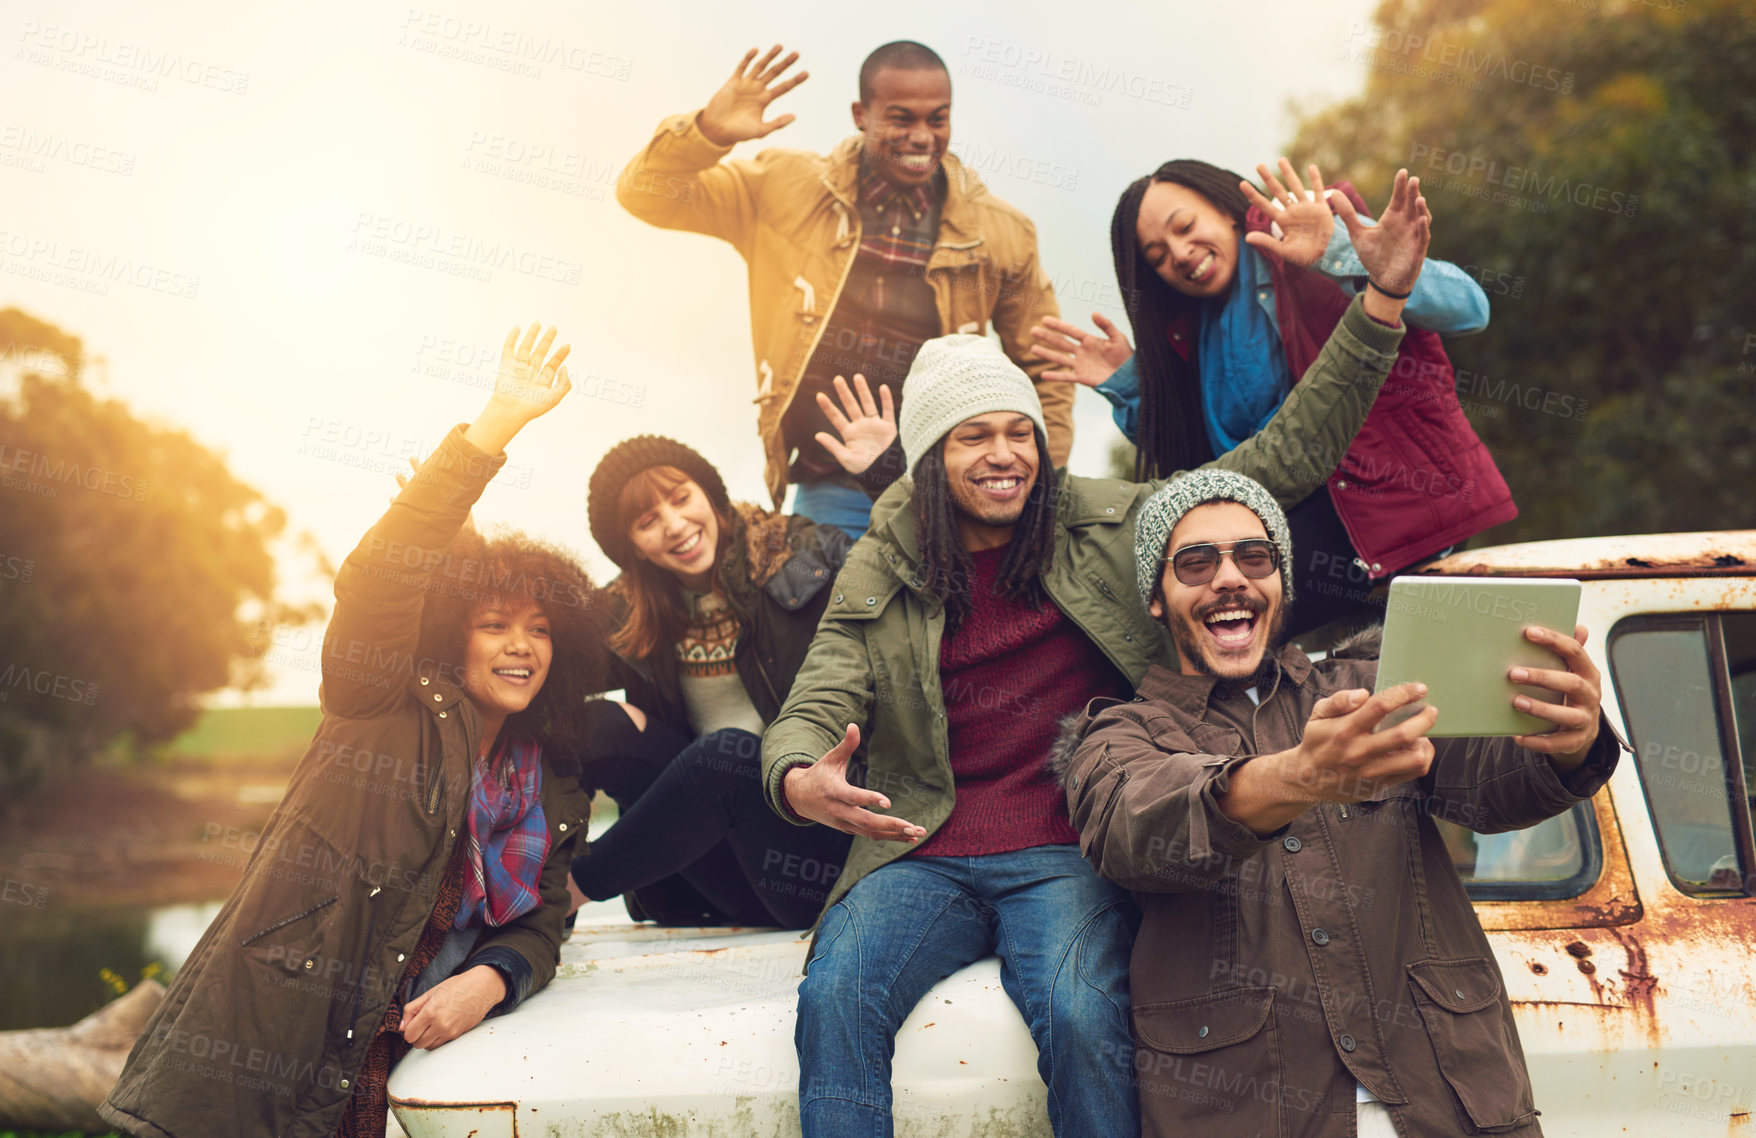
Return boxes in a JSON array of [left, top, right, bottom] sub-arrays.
[[1406, 957, 1537, 1133], [240, 892, 342, 975], [1131, 987, 1284, 1125]]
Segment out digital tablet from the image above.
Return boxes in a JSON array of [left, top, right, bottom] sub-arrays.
[[1373, 576, 1582, 737]]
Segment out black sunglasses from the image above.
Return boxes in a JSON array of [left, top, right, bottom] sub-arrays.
[[1166, 539, 1281, 586]]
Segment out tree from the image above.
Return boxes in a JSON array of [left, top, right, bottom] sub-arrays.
[[0, 308, 317, 791], [1288, 0, 1756, 540]]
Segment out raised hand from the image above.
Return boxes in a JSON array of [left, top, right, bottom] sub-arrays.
[[1509, 625, 1602, 768], [781, 723, 927, 844], [698, 45, 809, 147], [814, 373, 897, 475], [1029, 313, 1135, 387], [1286, 682, 1438, 806], [1341, 167, 1431, 297], [463, 322, 572, 456], [1217, 682, 1437, 835], [1241, 158, 1339, 270]]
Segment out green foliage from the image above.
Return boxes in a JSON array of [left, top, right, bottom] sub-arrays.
[[1289, 0, 1756, 539], [0, 309, 319, 789]]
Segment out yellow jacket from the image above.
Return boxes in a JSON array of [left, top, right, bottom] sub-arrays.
[[617, 112, 1075, 506]]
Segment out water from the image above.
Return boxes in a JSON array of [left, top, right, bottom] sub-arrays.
[[0, 804, 623, 1032], [0, 899, 224, 1031]]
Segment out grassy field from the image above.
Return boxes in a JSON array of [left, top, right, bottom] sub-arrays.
[[159, 705, 322, 767]]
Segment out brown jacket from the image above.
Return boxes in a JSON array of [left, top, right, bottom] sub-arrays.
[[100, 427, 592, 1138], [1057, 632, 1620, 1138], [616, 113, 1074, 505]]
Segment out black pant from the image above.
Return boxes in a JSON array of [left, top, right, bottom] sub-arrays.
[[1284, 485, 1386, 640], [574, 703, 851, 929]]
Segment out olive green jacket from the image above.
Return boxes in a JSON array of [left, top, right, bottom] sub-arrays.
[[760, 296, 1406, 935]]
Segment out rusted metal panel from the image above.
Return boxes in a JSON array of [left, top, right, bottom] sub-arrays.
[[1421, 531, 1756, 580]]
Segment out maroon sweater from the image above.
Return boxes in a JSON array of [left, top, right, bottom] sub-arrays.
[[912, 544, 1131, 857]]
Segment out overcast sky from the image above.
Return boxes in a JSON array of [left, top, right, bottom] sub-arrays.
[[1, 0, 1383, 703]]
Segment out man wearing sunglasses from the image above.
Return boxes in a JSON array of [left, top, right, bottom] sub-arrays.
[[1054, 468, 1622, 1138]]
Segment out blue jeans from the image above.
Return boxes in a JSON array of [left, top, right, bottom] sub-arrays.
[[789, 479, 873, 539], [795, 845, 1139, 1137]]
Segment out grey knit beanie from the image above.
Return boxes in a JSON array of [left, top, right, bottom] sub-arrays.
[[899, 334, 1046, 471], [1133, 469, 1294, 608]]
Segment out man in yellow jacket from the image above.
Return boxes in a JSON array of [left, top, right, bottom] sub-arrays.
[[617, 40, 1075, 535]]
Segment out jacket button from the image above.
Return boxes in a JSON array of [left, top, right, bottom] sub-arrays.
[[866, 597, 876, 606], [339, 1078, 351, 1090], [1336, 480, 1348, 489], [1105, 507, 1115, 514], [1198, 1025, 1209, 1038], [558, 822, 568, 832], [1455, 988, 1467, 1000], [438, 711, 447, 718], [1338, 1033, 1357, 1052], [303, 959, 315, 971], [420, 676, 430, 686], [834, 594, 843, 603], [1213, 684, 1231, 700], [1283, 836, 1302, 852], [397, 953, 406, 963], [433, 693, 444, 702], [1070, 776, 1080, 790], [1371, 563, 1382, 573], [1311, 928, 1331, 946]]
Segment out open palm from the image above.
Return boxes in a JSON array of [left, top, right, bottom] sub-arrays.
[[698, 46, 809, 146]]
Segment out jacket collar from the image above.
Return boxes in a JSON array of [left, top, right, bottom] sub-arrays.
[[822, 136, 986, 249], [862, 470, 1135, 596], [1134, 640, 1315, 716], [410, 666, 470, 717]]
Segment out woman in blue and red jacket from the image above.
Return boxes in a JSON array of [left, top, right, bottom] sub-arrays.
[[1032, 158, 1515, 635]]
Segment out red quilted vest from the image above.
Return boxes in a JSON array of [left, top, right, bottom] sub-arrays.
[[1167, 182, 1516, 576]]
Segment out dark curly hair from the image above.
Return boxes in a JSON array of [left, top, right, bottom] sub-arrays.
[[414, 526, 611, 775]]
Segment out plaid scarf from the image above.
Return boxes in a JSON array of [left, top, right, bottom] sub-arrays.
[[453, 729, 550, 930]]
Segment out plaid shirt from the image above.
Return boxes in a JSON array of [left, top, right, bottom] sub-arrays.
[[785, 162, 946, 481]]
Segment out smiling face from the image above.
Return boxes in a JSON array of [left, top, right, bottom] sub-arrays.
[[461, 599, 552, 720], [627, 473, 720, 592], [1150, 501, 1285, 679], [852, 65, 951, 189], [940, 412, 1040, 550], [1136, 179, 1244, 299]]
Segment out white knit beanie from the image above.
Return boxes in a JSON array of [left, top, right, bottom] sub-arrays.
[[899, 334, 1046, 471]]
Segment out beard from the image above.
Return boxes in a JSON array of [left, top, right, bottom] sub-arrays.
[[1159, 590, 1287, 681]]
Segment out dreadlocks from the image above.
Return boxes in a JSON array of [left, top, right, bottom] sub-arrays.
[[1111, 159, 1253, 479], [910, 427, 1060, 632]]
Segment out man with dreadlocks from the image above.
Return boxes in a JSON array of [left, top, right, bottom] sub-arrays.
[[759, 169, 1432, 1137], [616, 39, 1073, 537]]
